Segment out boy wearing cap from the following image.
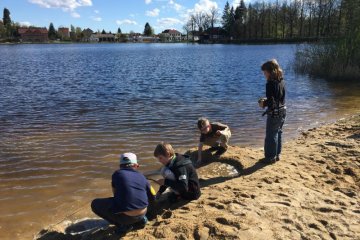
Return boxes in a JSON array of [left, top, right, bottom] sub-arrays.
[[154, 143, 201, 202], [197, 117, 231, 165], [91, 153, 155, 233]]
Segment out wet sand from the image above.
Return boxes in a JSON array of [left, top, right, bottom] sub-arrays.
[[36, 114, 360, 240]]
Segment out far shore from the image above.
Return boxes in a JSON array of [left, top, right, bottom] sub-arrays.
[[0, 37, 323, 46]]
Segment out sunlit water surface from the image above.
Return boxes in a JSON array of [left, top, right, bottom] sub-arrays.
[[0, 43, 359, 239]]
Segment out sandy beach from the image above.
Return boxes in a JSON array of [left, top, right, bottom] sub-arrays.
[[36, 114, 359, 240]]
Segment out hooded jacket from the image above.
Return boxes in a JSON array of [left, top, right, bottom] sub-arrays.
[[162, 154, 201, 200]]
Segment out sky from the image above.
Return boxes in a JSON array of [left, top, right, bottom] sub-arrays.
[[0, 0, 245, 34]]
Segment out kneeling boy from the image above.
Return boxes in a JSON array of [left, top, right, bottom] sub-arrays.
[[197, 117, 231, 165], [91, 153, 155, 233], [154, 143, 201, 202]]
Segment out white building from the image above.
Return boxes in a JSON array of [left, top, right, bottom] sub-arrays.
[[160, 29, 182, 42]]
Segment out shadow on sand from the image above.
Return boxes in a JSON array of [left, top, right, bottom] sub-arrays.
[[37, 149, 269, 240]]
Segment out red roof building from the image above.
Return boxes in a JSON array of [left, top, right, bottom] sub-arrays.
[[18, 27, 49, 42], [58, 27, 70, 39]]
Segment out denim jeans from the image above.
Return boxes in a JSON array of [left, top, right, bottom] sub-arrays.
[[264, 114, 286, 160], [91, 198, 145, 227]]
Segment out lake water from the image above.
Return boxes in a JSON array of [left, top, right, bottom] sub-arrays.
[[0, 43, 359, 239]]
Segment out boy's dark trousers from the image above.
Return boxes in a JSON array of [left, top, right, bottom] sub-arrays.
[[91, 198, 145, 227]]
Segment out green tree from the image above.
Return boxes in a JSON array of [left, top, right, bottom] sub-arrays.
[[2, 8, 12, 38], [70, 25, 76, 41], [143, 22, 153, 36], [76, 27, 83, 41], [117, 27, 122, 34], [221, 1, 231, 34], [48, 22, 57, 40], [3, 8, 11, 26], [101, 29, 106, 34]]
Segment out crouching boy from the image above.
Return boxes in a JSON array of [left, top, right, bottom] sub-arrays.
[[197, 117, 231, 165], [91, 153, 155, 233], [154, 143, 201, 202]]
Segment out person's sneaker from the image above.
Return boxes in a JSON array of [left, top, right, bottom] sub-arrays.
[[262, 158, 276, 164], [214, 147, 227, 156], [132, 216, 148, 229], [115, 224, 133, 234]]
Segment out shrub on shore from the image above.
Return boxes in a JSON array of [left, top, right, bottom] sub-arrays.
[[294, 0, 360, 81], [294, 36, 360, 81]]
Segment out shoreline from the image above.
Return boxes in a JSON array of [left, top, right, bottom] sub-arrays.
[[0, 37, 322, 46], [36, 114, 360, 240]]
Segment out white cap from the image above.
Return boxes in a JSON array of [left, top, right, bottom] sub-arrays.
[[120, 153, 138, 165]]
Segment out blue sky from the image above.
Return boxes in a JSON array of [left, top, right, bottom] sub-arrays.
[[0, 0, 245, 33]]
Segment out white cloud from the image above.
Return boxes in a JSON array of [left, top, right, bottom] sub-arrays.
[[94, 10, 99, 14], [71, 12, 81, 18], [91, 16, 102, 21], [156, 17, 183, 29], [20, 21, 31, 26], [168, 0, 183, 12], [146, 8, 160, 17], [145, 0, 152, 4], [28, 0, 92, 11], [193, 0, 218, 13], [29, 0, 92, 18], [116, 19, 138, 25]]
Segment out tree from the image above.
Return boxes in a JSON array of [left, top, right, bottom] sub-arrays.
[[101, 29, 106, 34], [76, 27, 83, 41], [117, 27, 122, 34], [3, 8, 11, 26], [144, 22, 154, 36], [222, 1, 231, 34], [48, 22, 57, 40], [234, 0, 247, 38], [184, 17, 196, 41], [229, 6, 236, 36], [209, 7, 219, 28]]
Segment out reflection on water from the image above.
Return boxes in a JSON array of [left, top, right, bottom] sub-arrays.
[[0, 43, 359, 239]]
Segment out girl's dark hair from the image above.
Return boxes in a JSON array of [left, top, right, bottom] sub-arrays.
[[261, 59, 283, 81]]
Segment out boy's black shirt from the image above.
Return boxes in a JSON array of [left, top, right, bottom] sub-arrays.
[[162, 154, 201, 200]]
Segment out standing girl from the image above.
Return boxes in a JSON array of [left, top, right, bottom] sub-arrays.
[[260, 59, 286, 163]]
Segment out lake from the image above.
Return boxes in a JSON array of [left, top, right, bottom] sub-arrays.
[[0, 43, 359, 239]]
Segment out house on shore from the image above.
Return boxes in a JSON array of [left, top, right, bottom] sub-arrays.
[[127, 33, 142, 42], [57, 27, 70, 40], [18, 27, 49, 42], [82, 28, 93, 42], [200, 27, 227, 43], [187, 31, 201, 42], [136, 36, 160, 43], [89, 33, 115, 42], [160, 29, 182, 42]]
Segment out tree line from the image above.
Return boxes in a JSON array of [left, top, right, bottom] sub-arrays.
[[184, 0, 353, 41], [1, 8, 155, 42]]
